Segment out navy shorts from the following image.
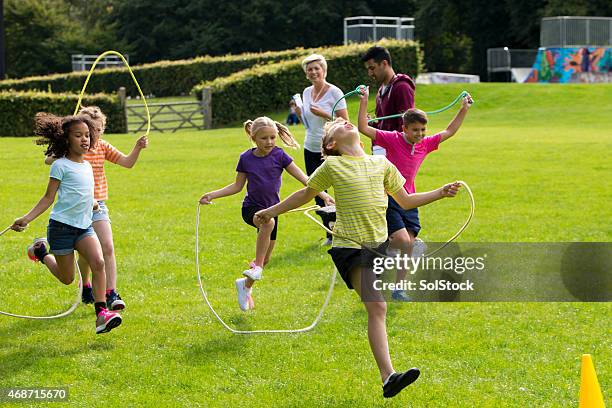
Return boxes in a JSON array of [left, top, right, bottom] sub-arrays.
[[386, 196, 421, 236], [328, 242, 388, 290], [241, 206, 279, 241], [47, 219, 95, 256]]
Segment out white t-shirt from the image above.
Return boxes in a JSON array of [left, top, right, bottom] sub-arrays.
[[302, 84, 346, 153], [49, 157, 95, 229]]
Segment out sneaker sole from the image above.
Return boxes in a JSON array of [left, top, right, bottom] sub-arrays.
[[383, 368, 421, 398], [235, 279, 249, 311], [242, 270, 262, 281], [96, 315, 122, 334], [109, 300, 126, 311]]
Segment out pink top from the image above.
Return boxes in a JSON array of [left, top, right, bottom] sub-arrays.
[[375, 130, 441, 193]]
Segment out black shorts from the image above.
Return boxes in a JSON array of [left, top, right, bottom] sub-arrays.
[[387, 196, 421, 236], [328, 242, 388, 290], [241, 206, 279, 240]]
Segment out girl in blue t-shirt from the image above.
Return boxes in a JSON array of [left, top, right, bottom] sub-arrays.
[[11, 112, 122, 334], [200, 116, 334, 311]]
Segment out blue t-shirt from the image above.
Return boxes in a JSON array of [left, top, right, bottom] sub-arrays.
[[49, 157, 95, 229], [236, 147, 293, 209]]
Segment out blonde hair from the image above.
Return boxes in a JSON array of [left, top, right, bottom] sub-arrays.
[[301, 54, 328, 74], [321, 117, 345, 157], [78, 106, 107, 134], [243, 116, 300, 149]]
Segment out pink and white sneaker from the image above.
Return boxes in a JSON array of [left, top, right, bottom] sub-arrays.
[[95, 308, 122, 334], [242, 265, 263, 281], [235, 278, 249, 311], [27, 238, 49, 262], [247, 287, 255, 310]]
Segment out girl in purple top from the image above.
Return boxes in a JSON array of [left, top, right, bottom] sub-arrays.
[[200, 116, 333, 311]]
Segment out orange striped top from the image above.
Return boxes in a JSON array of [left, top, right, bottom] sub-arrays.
[[84, 139, 121, 201]]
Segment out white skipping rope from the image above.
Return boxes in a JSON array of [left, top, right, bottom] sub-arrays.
[[196, 204, 337, 334], [0, 228, 83, 320], [195, 180, 474, 335]]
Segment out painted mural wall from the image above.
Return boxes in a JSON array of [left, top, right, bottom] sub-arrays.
[[525, 47, 611, 83]]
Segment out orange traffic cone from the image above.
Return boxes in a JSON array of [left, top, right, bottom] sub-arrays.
[[579, 354, 605, 408]]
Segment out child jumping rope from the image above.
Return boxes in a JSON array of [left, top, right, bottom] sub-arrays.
[[255, 117, 461, 398], [358, 86, 473, 301], [199, 116, 333, 311], [11, 112, 122, 334], [45, 106, 148, 310]]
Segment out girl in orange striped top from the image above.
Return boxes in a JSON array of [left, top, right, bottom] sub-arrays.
[[46, 106, 148, 310]]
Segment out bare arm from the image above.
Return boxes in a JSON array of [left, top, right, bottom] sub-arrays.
[[334, 108, 349, 121], [254, 187, 320, 223], [439, 95, 473, 143], [116, 135, 148, 168], [44, 155, 57, 165], [11, 178, 60, 231], [357, 86, 377, 140], [199, 172, 247, 204], [390, 182, 461, 210], [285, 162, 334, 205], [309, 105, 348, 121]]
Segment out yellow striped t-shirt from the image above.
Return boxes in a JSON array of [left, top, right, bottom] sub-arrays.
[[307, 155, 405, 249]]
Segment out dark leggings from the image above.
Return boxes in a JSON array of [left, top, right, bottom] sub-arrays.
[[304, 148, 335, 239]]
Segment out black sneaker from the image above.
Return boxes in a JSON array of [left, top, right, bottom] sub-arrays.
[[106, 291, 126, 311], [81, 285, 94, 304], [382, 368, 421, 398]]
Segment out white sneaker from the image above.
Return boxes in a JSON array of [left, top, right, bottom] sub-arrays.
[[247, 287, 254, 310], [242, 265, 263, 281], [235, 278, 249, 311], [412, 238, 427, 258]]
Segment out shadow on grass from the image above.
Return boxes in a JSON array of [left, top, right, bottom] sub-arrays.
[[182, 330, 248, 365], [0, 307, 118, 376]]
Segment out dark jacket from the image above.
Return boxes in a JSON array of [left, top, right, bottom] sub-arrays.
[[373, 73, 416, 134]]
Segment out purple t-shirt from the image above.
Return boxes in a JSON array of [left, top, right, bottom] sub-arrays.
[[236, 147, 293, 208], [375, 130, 441, 194]]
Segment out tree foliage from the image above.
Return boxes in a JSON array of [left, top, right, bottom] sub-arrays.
[[2, 0, 611, 78]]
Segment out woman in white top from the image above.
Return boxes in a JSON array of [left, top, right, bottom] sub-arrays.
[[296, 54, 349, 245]]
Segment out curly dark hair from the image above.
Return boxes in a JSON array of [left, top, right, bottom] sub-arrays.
[[34, 113, 100, 158], [78, 106, 107, 134]]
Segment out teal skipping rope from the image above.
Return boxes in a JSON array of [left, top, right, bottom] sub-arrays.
[[331, 85, 471, 121]]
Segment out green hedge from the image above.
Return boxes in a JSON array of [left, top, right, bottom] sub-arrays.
[[192, 40, 423, 127], [0, 91, 126, 137], [0, 48, 316, 98]]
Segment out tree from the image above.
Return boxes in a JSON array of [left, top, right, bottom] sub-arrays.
[[4, 0, 129, 78]]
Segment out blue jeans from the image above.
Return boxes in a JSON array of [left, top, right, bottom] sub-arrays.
[[47, 219, 95, 255]]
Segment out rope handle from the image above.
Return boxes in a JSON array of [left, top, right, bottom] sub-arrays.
[[331, 85, 474, 122]]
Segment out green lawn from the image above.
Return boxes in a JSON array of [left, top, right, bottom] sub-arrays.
[[0, 84, 610, 407]]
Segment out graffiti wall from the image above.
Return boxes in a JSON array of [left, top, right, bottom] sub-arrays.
[[525, 47, 611, 83]]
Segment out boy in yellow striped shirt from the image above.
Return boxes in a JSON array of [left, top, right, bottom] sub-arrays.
[[256, 118, 460, 398]]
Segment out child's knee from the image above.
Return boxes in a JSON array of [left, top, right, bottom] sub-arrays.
[[59, 274, 75, 285], [390, 230, 413, 249], [366, 301, 387, 317], [89, 257, 105, 272], [259, 218, 275, 231], [100, 240, 114, 256]]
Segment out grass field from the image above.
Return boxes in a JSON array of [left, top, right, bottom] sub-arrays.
[[0, 83, 610, 407]]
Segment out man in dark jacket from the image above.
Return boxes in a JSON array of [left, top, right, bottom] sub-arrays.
[[361, 46, 416, 156]]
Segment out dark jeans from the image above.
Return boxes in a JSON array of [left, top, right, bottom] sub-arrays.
[[304, 148, 335, 239]]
